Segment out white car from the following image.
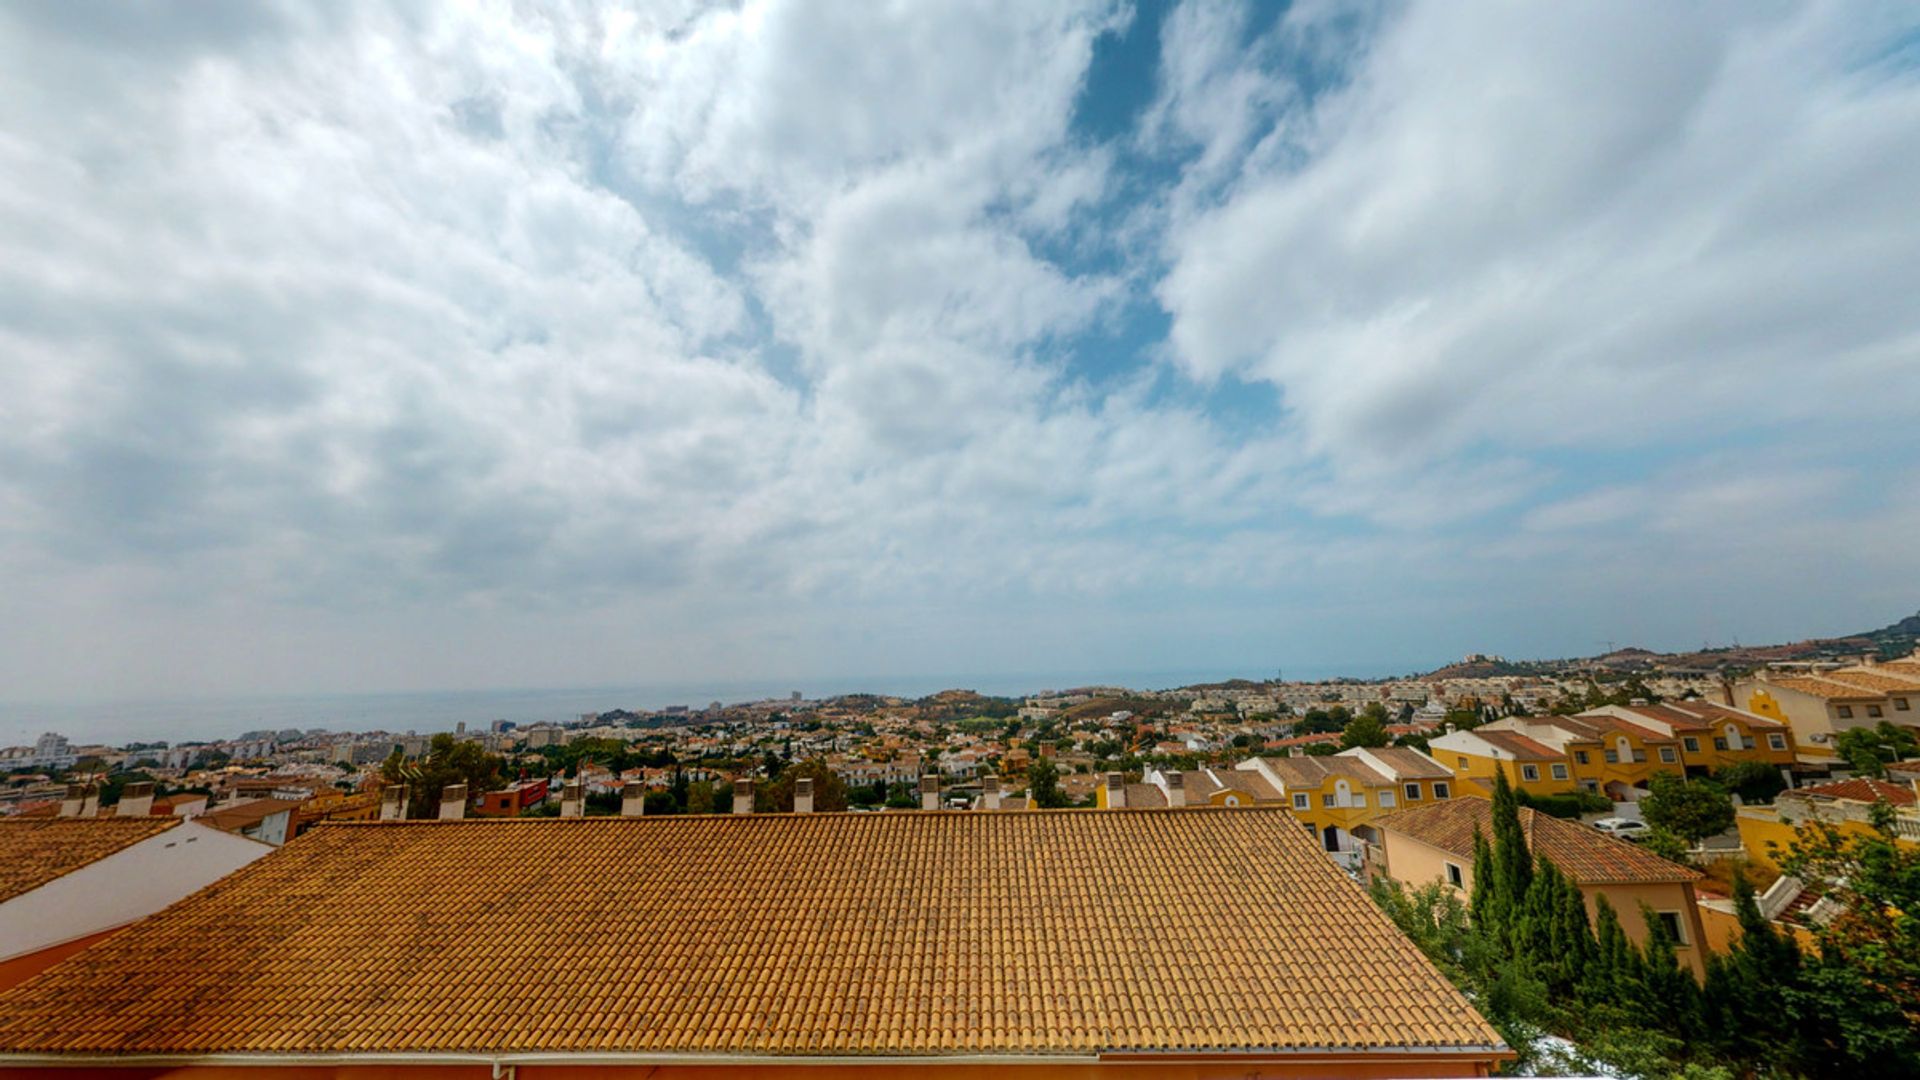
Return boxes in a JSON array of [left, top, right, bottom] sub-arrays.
[[1592, 817, 1650, 840]]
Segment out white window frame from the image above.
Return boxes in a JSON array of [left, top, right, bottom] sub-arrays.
[[1521, 764, 1540, 782], [1767, 733, 1787, 751], [1433, 781, 1450, 799], [1659, 746, 1677, 764], [1403, 782, 1422, 801], [1292, 793, 1310, 811], [1378, 790, 1396, 808], [1682, 736, 1700, 752], [1322, 793, 1336, 808], [1550, 763, 1569, 780], [1445, 862, 1464, 888]]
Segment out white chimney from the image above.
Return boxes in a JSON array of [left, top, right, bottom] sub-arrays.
[[117, 781, 155, 818], [981, 774, 1001, 811], [1105, 772, 1126, 809], [794, 777, 815, 814], [732, 778, 754, 815], [59, 784, 88, 818], [920, 774, 941, 811], [560, 782, 585, 818], [379, 785, 406, 821], [438, 784, 468, 820], [1166, 770, 1186, 808], [621, 784, 647, 817]]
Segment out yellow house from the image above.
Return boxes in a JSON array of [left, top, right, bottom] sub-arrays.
[[1374, 796, 1710, 980], [1235, 747, 1455, 857], [1735, 662, 1920, 766], [1428, 728, 1579, 798], [1468, 702, 1796, 802], [1735, 777, 1920, 874]]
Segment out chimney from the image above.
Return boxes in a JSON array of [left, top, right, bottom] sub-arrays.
[[1166, 770, 1186, 808], [78, 784, 100, 819], [1863, 653, 1879, 667], [379, 785, 406, 821], [621, 784, 647, 817], [59, 783, 88, 818], [794, 777, 815, 814], [560, 782, 585, 818], [117, 781, 155, 818], [981, 774, 1001, 811], [732, 778, 754, 815], [920, 774, 941, 811], [1105, 772, 1126, 809], [438, 784, 468, 820]]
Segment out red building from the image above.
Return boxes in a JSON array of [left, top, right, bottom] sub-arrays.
[[471, 778, 549, 817]]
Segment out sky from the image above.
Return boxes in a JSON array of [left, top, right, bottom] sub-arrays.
[[1, 0, 1918, 707]]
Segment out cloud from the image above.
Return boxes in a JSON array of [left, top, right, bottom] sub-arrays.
[[0, 0, 1916, 707], [1159, 2, 1920, 478]]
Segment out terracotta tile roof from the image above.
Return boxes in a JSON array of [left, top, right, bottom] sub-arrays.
[[1377, 798, 1699, 886], [1792, 778, 1917, 807], [1352, 747, 1453, 780], [1659, 700, 1788, 729], [0, 817, 181, 903], [1766, 675, 1883, 702], [1882, 658, 1920, 677], [0, 811, 1501, 1059], [193, 799, 296, 832], [1823, 670, 1920, 695], [1466, 730, 1561, 761]]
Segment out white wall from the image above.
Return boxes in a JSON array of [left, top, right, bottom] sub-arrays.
[[0, 821, 272, 961]]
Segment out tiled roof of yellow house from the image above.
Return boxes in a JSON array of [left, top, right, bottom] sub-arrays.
[[0, 817, 180, 904], [1658, 700, 1789, 729], [1356, 747, 1453, 780], [1377, 798, 1700, 886], [1469, 730, 1561, 761], [1882, 658, 1920, 678], [0, 810, 1503, 1059], [1765, 675, 1882, 701], [1822, 669, 1920, 695]]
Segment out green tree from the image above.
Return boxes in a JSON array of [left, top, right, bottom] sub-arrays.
[[1339, 708, 1389, 749], [380, 734, 505, 818], [1712, 759, 1787, 804], [1026, 757, 1070, 809], [1641, 773, 1734, 844], [1833, 722, 1920, 778], [1778, 800, 1920, 1067], [757, 759, 850, 813]]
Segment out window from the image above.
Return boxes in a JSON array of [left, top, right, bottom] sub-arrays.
[[1457, 756, 1469, 769], [1682, 737, 1700, 753], [1404, 782, 1423, 801], [1292, 793, 1310, 811], [1574, 750, 1590, 765], [1768, 733, 1788, 751], [1897, 698, 1911, 712], [1322, 793, 1336, 808], [1433, 782, 1450, 799], [1867, 705, 1883, 718], [1521, 764, 1540, 782], [1582, 780, 1599, 793], [1604, 750, 1619, 764], [1445, 862, 1464, 888], [1655, 911, 1689, 946], [1837, 706, 1853, 719], [1378, 791, 1396, 808], [1551, 764, 1569, 780], [1659, 747, 1677, 764], [1351, 792, 1367, 808]]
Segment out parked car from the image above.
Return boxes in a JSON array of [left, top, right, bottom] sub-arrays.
[[1592, 817, 1650, 841]]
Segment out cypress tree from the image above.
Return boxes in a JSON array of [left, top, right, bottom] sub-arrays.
[[1636, 901, 1700, 1033]]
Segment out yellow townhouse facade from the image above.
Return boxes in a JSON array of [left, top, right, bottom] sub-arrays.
[[1735, 653, 1920, 766], [1431, 701, 1797, 802]]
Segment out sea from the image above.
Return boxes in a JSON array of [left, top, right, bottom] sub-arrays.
[[1, 662, 1415, 748]]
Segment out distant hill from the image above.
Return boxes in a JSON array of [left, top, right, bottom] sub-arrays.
[[1413, 608, 1920, 680]]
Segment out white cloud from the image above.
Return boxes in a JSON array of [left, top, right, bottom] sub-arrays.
[[1160, 2, 1920, 479]]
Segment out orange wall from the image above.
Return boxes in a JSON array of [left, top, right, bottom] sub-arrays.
[[0, 927, 121, 991]]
